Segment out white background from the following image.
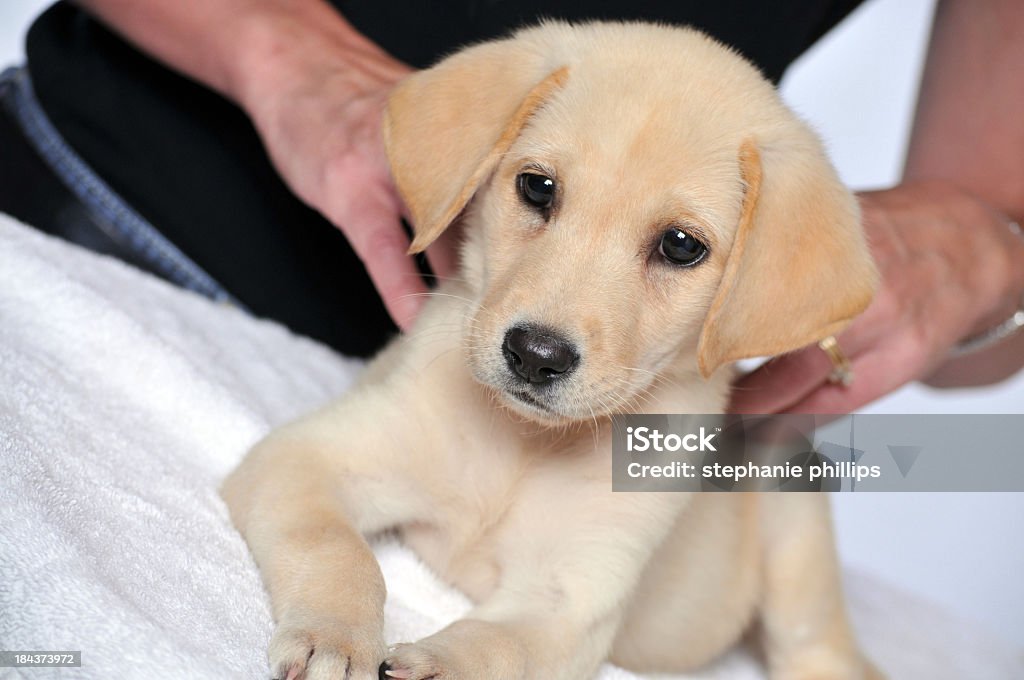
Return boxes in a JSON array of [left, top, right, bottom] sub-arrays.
[[3, 0, 1022, 649]]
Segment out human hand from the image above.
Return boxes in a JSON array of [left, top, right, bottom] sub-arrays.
[[75, 0, 456, 329], [729, 180, 1024, 414], [237, 32, 456, 330]]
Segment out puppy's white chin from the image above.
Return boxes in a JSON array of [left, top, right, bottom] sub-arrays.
[[501, 389, 562, 419], [499, 387, 616, 426]]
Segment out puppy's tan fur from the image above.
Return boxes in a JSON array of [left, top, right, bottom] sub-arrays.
[[222, 22, 880, 680]]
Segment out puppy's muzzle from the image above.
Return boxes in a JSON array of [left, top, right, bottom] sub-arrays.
[[502, 325, 580, 386]]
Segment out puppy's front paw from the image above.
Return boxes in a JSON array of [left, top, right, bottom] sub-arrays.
[[268, 616, 385, 680], [382, 620, 525, 680]]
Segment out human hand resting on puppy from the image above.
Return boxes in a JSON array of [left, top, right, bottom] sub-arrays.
[[74, 0, 457, 330], [731, 181, 1024, 413]]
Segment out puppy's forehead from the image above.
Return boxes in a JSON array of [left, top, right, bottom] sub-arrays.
[[520, 22, 782, 121], [510, 26, 783, 236], [515, 84, 747, 239]]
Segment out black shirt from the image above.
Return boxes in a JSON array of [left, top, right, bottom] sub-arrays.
[[24, 0, 864, 356]]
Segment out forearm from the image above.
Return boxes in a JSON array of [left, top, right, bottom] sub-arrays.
[[70, 0, 403, 112], [73, 0, 423, 327], [904, 0, 1024, 220]]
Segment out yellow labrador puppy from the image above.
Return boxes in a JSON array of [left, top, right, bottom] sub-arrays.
[[222, 21, 880, 680]]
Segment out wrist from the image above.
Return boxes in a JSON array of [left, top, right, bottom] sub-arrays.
[[224, 2, 407, 117], [924, 218, 1024, 388]]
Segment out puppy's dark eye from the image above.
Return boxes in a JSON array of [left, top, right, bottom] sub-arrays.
[[659, 228, 708, 266], [517, 173, 556, 210]]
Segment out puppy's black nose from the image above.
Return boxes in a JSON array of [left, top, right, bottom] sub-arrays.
[[502, 325, 580, 385]]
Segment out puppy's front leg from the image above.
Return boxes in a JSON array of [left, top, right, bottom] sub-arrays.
[[222, 397, 431, 680], [385, 492, 689, 680]]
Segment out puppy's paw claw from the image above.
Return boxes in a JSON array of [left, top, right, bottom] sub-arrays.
[[383, 642, 448, 680], [379, 662, 412, 679]]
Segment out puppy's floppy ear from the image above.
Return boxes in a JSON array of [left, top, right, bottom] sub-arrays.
[[697, 137, 877, 378], [383, 40, 569, 253]]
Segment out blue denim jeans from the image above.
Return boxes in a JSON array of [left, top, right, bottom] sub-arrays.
[[0, 65, 239, 305]]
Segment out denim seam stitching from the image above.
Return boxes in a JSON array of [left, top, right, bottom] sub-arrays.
[[1, 66, 238, 305]]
